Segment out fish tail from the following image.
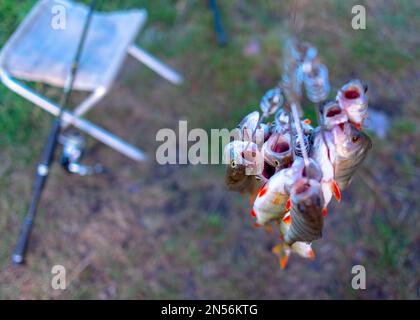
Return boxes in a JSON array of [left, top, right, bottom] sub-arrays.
[[290, 241, 316, 260], [272, 243, 291, 269], [272, 240, 315, 269]]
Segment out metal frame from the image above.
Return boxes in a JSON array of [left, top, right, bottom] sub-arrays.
[[0, 44, 183, 162]]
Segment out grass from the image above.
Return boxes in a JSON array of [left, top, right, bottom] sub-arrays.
[[0, 0, 419, 299]]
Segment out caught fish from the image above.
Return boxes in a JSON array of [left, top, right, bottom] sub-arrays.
[[260, 88, 284, 117], [227, 38, 373, 269], [310, 127, 341, 208], [272, 239, 315, 269], [224, 140, 264, 194], [238, 111, 260, 141], [253, 157, 321, 225], [303, 63, 330, 103], [237, 111, 270, 143], [262, 132, 293, 169], [273, 107, 313, 135], [336, 79, 368, 128], [274, 108, 290, 132], [252, 160, 304, 226], [332, 122, 372, 190], [320, 100, 348, 129], [284, 178, 325, 245]]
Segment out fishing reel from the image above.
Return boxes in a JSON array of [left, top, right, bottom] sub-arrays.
[[59, 133, 104, 176]]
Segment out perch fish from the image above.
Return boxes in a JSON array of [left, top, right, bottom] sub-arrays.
[[224, 140, 263, 194], [332, 122, 372, 190], [284, 178, 325, 245], [336, 79, 368, 129]]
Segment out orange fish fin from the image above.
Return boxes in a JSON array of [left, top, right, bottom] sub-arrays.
[[258, 185, 268, 198], [331, 180, 341, 202], [253, 222, 262, 228], [285, 197, 291, 211], [309, 248, 316, 260], [250, 208, 256, 217], [282, 214, 291, 225], [272, 244, 282, 254], [280, 254, 290, 269]]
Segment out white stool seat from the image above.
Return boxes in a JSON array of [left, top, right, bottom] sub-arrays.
[[0, 0, 147, 91]]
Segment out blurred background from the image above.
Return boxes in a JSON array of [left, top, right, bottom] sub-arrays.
[[0, 0, 418, 299]]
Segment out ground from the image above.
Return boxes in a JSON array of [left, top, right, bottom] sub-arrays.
[[0, 0, 419, 299]]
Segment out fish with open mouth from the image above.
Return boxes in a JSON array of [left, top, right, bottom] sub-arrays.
[[237, 111, 270, 142], [332, 122, 372, 190], [252, 157, 321, 226], [237, 111, 260, 141], [283, 178, 325, 245], [224, 140, 264, 194], [336, 79, 368, 129], [262, 132, 293, 171], [320, 100, 348, 129], [252, 158, 309, 226], [225, 39, 374, 270], [260, 87, 284, 118]]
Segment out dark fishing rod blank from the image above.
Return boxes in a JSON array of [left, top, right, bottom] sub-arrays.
[[209, 0, 227, 47]]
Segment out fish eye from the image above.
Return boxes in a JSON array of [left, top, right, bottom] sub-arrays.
[[274, 160, 280, 166], [231, 160, 237, 168], [351, 135, 359, 143]]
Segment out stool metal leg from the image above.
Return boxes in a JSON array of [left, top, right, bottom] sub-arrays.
[[128, 45, 183, 85], [1, 69, 147, 162]]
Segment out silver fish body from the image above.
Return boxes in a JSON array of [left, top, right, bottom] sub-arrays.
[[303, 63, 330, 103], [284, 178, 325, 245], [332, 123, 372, 190], [310, 127, 337, 207], [260, 87, 284, 117], [336, 79, 368, 127], [262, 132, 293, 169], [238, 111, 260, 141], [320, 100, 348, 129], [273, 108, 290, 133], [224, 141, 264, 194], [253, 159, 305, 225]]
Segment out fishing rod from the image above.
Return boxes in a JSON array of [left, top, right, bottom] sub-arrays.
[[209, 0, 227, 47], [12, 0, 97, 265]]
